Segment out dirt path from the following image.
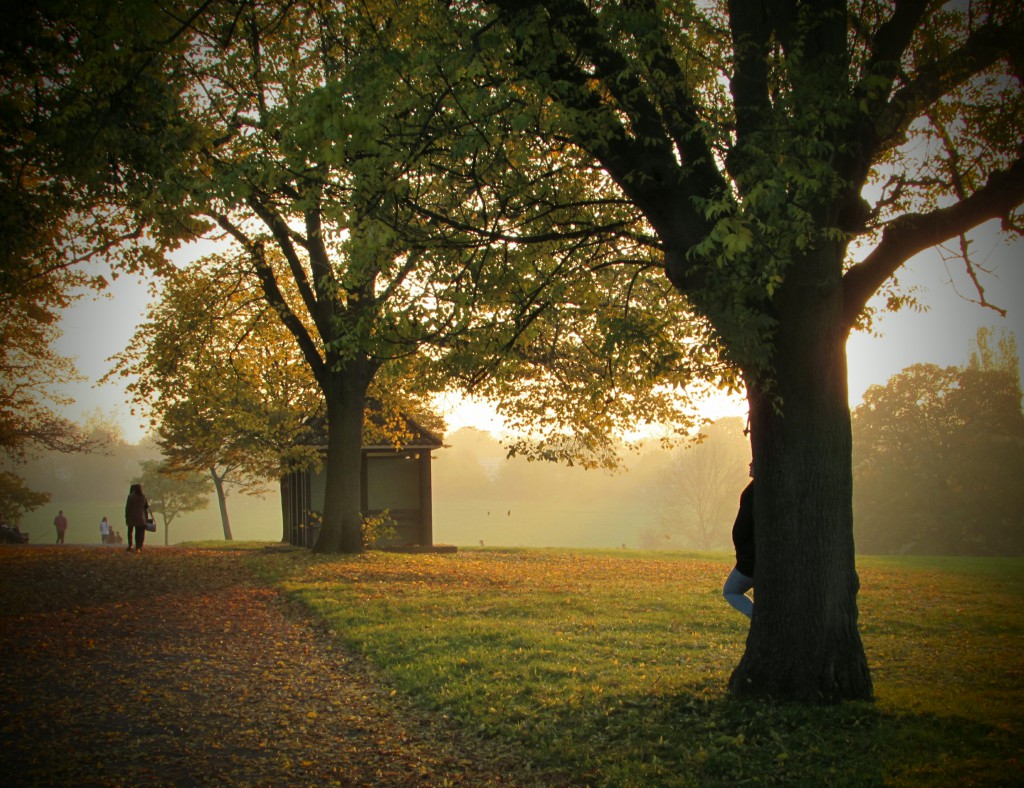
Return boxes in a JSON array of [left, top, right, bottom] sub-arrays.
[[0, 546, 522, 786]]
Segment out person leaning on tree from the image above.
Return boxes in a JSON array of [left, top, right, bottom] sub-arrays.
[[124, 484, 150, 554], [723, 464, 755, 619]]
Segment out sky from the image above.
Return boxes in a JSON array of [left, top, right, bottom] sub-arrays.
[[53, 220, 1023, 444]]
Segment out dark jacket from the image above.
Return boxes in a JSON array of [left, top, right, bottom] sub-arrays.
[[732, 481, 755, 578], [125, 485, 149, 529]]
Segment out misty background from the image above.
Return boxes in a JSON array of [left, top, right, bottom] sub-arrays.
[[16, 328, 1024, 556]]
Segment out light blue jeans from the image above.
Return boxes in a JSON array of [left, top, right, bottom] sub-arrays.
[[723, 567, 754, 618]]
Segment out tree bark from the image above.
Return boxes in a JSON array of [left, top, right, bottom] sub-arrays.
[[729, 246, 873, 702], [313, 357, 373, 554], [209, 466, 233, 541], [278, 476, 290, 543]]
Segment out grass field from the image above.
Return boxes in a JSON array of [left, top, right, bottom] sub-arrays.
[[237, 546, 1023, 786]]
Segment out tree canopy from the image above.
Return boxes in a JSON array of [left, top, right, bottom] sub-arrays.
[[0, 0, 204, 520]]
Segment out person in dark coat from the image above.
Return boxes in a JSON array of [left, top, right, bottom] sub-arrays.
[[54, 510, 68, 544], [124, 484, 150, 553], [723, 465, 755, 618]]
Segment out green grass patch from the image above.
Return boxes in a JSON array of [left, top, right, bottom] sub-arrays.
[[178, 539, 280, 550], [241, 548, 1023, 786]]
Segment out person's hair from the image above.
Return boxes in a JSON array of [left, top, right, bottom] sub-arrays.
[[129, 483, 142, 495]]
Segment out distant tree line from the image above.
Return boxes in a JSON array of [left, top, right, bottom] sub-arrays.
[[852, 329, 1024, 556], [13, 419, 158, 515]]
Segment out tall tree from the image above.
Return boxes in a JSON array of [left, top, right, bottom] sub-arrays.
[[111, 252, 448, 542], [464, 0, 1024, 700], [644, 417, 751, 551], [110, 257, 324, 541]]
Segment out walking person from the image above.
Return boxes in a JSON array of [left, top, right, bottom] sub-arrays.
[[124, 484, 150, 553], [54, 510, 68, 544], [100, 516, 110, 545], [723, 464, 755, 618]]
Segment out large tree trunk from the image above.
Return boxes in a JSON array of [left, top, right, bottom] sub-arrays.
[[728, 247, 873, 702], [313, 358, 372, 554]]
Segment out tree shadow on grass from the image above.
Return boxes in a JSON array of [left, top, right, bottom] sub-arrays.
[[519, 683, 1020, 787]]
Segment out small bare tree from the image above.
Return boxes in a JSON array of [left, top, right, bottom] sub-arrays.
[[135, 461, 212, 546], [645, 418, 750, 551]]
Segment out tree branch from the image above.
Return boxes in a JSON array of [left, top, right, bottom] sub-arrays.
[[726, 0, 771, 149], [302, 188, 345, 332], [486, 0, 721, 281], [860, 0, 930, 82], [243, 195, 329, 338], [214, 215, 327, 384], [870, 20, 1013, 157], [842, 154, 1024, 328]]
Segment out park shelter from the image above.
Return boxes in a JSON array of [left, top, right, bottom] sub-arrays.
[[282, 414, 443, 549]]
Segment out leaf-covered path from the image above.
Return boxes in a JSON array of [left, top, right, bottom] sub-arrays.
[[0, 546, 521, 786]]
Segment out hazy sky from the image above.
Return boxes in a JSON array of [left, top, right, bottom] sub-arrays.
[[54, 221, 1023, 444]]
